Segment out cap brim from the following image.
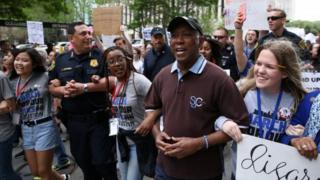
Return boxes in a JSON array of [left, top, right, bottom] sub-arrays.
[[167, 17, 203, 35]]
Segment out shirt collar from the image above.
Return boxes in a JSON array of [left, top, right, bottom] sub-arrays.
[[170, 55, 207, 80]]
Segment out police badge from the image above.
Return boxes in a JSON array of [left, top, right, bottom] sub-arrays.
[[90, 59, 98, 67]]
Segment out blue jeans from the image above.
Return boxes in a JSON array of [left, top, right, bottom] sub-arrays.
[[117, 143, 142, 180], [54, 136, 69, 165], [0, 132, 22, 180]]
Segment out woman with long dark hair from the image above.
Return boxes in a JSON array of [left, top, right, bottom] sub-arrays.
[[13, 48, 68, 180]]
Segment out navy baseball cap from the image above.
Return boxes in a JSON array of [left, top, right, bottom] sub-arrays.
[[151, 27, 165, 36], [167, 16, 203, 35]]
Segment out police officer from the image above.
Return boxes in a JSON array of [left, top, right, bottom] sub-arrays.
[[213, 27, 240, 81], [257, 8, 309, 61], [49, 22, 117, 180]]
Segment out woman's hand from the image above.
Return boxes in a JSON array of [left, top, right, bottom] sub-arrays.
[[291, 137, 318, 160], [222, 120, 243, 142]]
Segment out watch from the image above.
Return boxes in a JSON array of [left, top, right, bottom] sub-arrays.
[[83, 83, 88, 93]]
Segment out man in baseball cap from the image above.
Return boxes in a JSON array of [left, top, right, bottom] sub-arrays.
[[143, 27, 175, 81], [144, 16, 248, 179]]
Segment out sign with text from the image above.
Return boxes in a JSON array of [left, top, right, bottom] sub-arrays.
[[224, 0, 269, 30], [27, 21, 44, 44], [236, 135, 320, 180], [92, 6, 122, 36], [302, 71, 320, 92]]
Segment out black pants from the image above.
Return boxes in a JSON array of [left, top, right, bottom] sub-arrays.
[[67, 114, 117, 180], [155, 165, 222, 180]]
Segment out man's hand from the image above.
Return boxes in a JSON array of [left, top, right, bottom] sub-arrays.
[[164, 136, 203, 159], [155, 132, 174, 153], [291, 137, 318, 160]]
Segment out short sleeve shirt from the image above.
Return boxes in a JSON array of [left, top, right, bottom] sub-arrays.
[[0, 71, 15, 142]]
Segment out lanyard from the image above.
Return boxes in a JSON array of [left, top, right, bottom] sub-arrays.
[[111, 80, 127, 117], [15, 75, 33, 97], [257, 88, 283, 139]]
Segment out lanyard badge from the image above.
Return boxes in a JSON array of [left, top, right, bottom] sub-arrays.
[[257, 88, 283, 139]]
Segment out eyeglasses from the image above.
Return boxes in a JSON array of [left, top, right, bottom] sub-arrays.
[[107, 56, 126, 66], [267, 16, 284, 21], [213, 35, 226, 40]]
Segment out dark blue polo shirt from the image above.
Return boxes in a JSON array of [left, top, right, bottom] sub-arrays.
[[143, 44, 175, 81], [49, 48, 107, 113]]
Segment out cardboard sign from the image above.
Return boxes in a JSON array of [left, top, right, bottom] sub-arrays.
[[92, 6, 122, 35], [27, 21, 44, 44], [237, 135, 320, 180]]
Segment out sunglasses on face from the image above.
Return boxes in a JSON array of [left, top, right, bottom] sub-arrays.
[[267, 16, 284, 21], [213, 35, 225, 40]]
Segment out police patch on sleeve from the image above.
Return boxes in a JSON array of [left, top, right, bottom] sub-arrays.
[[298, 40, 306, 49], [90, 59, 99, 67]]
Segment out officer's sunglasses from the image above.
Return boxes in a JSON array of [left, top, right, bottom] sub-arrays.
[[213, 35, 226, 40], [267, 16, 284, 21]]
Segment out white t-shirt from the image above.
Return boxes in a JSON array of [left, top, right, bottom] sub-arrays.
[[244, 88, 295, 142], [112, 72, 151, 131]]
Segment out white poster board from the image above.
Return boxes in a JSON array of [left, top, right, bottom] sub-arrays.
[[236, 135, 320, 179], [101, 34, 118, 49], [224, 0, 269, 30], [302, 71, 320, 92], [142, 27, 153, 41], [27, 21, 44, 45]]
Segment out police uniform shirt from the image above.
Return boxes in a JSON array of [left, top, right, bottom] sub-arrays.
[[220, 44, 240, 81], [49, 48, 107, 113], [258, 29, 309, 61]]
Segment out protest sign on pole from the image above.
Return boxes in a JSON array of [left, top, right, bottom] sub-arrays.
[[302, 71, 320, 92], [92, 6, 122, 36], [27, 21, 44, 45], [224, 0, 269, 30], [236, 134, 320, 180]]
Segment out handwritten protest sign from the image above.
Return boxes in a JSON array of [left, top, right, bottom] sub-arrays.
[[27, 21, 44, 44], [92, 6, 122, 35], [237, 135, 320, 180], [224, 0, 269, 30], [302, 71, 320, 92]]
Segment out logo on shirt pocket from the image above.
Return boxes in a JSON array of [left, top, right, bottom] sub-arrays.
[[190, 96, 205, 109]]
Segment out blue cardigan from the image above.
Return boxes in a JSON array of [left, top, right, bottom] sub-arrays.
[[281, 91, 320, 151]]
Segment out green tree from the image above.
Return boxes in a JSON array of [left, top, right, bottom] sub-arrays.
[[287, 20, 320, 34], [128, 0, 219, 35], [0, 0, 68, 21]]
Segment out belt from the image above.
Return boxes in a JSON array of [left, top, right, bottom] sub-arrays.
[[22, 116, 52, 127]]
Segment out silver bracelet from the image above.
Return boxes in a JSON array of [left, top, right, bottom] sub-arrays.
[[203, 135, 209, 149]]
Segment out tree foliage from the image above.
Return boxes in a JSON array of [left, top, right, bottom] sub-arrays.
[[0, 0, 68, 21], [128, 0, 219, 36], [287, 20, 320, 34]]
